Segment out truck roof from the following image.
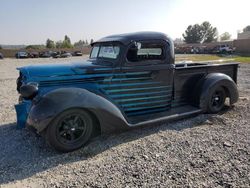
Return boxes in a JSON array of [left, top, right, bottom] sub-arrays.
[[92, 31, 172, 46]]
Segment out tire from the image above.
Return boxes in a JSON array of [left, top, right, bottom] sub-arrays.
[[45, 109, 94, 152], [207, 86, 226, 113]]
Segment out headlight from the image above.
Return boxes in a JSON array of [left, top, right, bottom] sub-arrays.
[[20, 82, 39, 100]]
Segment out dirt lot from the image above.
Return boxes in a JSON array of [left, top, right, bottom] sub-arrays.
[[0, 57, 249, 187]]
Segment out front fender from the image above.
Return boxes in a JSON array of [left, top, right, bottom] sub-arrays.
[[27, 88, 129, 133], [196, 73, 239, 110]]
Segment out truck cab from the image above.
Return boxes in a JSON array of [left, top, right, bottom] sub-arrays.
[[16, 32, 239, 152], [89, 32, 175, 119]]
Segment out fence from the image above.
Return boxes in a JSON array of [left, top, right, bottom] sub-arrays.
[[175, 39, 250, 55], [0, 47, 91, 58], [1, 39, 250, 57]]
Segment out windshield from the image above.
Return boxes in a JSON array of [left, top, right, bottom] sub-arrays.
[[90, 44, 120, 60]]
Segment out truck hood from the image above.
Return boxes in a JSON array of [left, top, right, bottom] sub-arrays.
[[17, 60, 109, 78]]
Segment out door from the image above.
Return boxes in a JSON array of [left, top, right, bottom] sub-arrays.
[[108, 40, 174, 118]]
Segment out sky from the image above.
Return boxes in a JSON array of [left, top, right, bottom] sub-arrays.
[[0, 0, 249, 45]]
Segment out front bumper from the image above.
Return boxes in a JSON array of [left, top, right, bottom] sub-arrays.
[[15, 100, 32, 129]]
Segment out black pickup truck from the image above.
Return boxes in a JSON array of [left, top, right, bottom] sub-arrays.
[[16, 32, 239, 152]]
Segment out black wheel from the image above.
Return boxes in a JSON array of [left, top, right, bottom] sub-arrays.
[[207, 86, 226, 113], [45, 109, 94, 152]]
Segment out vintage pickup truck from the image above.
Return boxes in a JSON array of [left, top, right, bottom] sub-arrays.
[[15, 32, 239, 152]]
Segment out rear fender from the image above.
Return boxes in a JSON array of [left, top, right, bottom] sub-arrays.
[[28, 88, 129, 133], [194, 73, 238, 110]]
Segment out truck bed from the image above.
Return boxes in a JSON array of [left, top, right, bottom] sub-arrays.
[[173, 62, 239, 106], [175, 62, 238, 83]]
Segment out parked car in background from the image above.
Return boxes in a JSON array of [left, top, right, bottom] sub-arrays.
[[60, 52, 72, 58], [52, 51, 73, 58], [29, 52, 39, 58], [212, 44, 233, 54], [52, 51, 61, 58], [0, 53, 4, 59], [16, 51, 29, 59], [72, 51, 83, 56], [190, 47, 200, 54], [39, 51, 53, 58]]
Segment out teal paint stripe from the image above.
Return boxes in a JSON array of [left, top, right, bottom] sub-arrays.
[[40, 72, 150, 84], [93, 68, 113, 71], [115, 94, 171, 103], [125, 104, 170, 112], [102, 77, 151, 82], [109, 72, 150, 76], [110, 90, 169, 98], [100, 81, 159, 88], [118, 71, 150, 75], [85, 72, 150, 77], [39, 74, 113, 84], [121, 99, 170, 107], [70, 73, 113, 78], [39, 80, 96, 87], [106, 85, 172, 93], [84, 72, 150, 77]]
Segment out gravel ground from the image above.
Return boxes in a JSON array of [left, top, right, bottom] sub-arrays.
[[0, 57, 249, 188]]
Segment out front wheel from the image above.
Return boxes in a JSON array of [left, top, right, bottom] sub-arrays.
[[207, 86, 226, 113], [45, 109, 94, 152]]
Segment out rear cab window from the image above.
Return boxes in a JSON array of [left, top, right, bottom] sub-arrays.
[[126, 41, 166, 65]]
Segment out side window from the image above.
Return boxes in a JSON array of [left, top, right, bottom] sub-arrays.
[[126, 41, 165, 63]]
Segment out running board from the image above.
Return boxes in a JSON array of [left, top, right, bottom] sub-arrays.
[[128, 107, 203, 127]]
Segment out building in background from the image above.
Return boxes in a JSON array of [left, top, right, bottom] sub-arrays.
[[237, 31, 250, 39]]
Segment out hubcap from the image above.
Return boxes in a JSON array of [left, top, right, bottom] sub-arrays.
[[211, 90, 223, 108], [57, 114, 86, 144]]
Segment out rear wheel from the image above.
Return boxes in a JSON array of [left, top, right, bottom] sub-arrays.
[[45, 109, 94, 152], [207, 86, 226, 113]]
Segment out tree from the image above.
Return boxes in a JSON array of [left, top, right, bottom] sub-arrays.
[[61, 35, 73, 48], [56, 41, 63, 48], [243, 25, 250, 32], [182, 24, 203, 43], [26, 45, 45, 50], [0, 45, 2, 49], [64, 35, 71, 44], [220, 32, 231, 41], [46, 39, 55, 48], [183, 21, 217, 43], [85, 40, 88, 45], [90, 39, 94, 44], [200, 21, 218, 43], [74, 40, 85, 48]]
